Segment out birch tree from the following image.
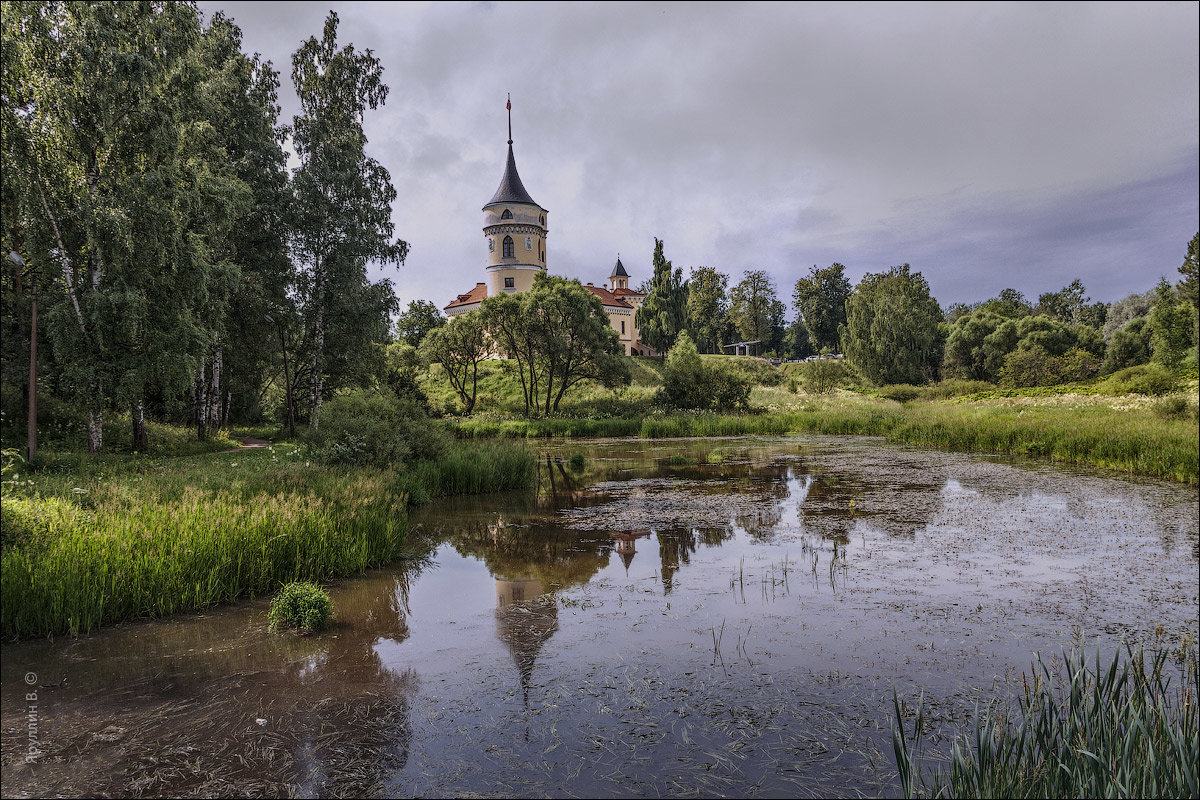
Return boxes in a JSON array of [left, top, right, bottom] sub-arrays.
[[290, 12, 407, 430], [4, 1, 225, 452]]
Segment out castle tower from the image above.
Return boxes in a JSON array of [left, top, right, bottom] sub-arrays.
[[483, 95, 548, 298], [608, 256, 630, 291]]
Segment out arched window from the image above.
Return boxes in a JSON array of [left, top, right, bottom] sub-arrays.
[[501, 209, 513, 220], [488, 238, 494, 252], [525, 237, 532, 250], [539, 215, 545, 225], [502, 236, 514, 258]]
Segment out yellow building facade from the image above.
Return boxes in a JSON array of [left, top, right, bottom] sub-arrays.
[[445, 102, 656, 356]]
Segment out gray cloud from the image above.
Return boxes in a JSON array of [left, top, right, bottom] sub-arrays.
[[201, 0, 1199, 311]]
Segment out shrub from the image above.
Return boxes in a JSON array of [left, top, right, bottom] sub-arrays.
[[1098, 364, 1178, 395], [303, 389, 448, 467], [660, 333, 751, 410], [567, 452, 586, 471], [1151, 394, 1193, 420], [878, 383, 923, 403], [268, 581, 334, 632], [923, 379, 995, 399], [999, 346, 1099, 388], [801, 359, 847, 394]]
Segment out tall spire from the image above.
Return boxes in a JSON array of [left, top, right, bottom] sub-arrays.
[[486, 94, 539, 207]]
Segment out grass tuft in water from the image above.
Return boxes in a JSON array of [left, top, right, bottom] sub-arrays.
[[892, 645, 1200, 799]]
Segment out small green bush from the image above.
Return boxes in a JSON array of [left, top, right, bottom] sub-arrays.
[[302, 389, 448, 467], [660, 333, 751, 410], [800, 359, 847, 394], [924, 379, 995, 399], [268, 581, 334, 632], [567, 452, 586, 471], [1098, 364, 1179, 395], [878, 383, 923, 403], [1151, 394, 1193, 420], [1000, 346, 1100, 388]]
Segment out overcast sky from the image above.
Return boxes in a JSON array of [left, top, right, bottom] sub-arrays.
[[197, 0, 1199, 313]]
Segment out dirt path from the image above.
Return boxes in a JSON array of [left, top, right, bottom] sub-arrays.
[[222, 436, 271, 453]]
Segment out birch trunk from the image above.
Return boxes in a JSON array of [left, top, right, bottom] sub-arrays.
[[309, 275, 326, 431], [131, 399, 148, 451], [87, 398, 102, 454], [208, 343, 222, 432], [27, 280, 37, 462], [195, 364, 208, 440]]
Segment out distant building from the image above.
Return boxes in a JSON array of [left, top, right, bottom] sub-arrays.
[[444, 99, 657, 356]]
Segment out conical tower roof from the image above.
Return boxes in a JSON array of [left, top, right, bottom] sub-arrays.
[[610, 257, 629, 278], [485, 143, 539, 208]]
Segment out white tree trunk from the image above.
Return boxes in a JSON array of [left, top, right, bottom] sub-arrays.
[[309, 276, 326, 431]]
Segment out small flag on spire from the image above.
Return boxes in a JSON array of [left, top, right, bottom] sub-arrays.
[[507, 95, 511, 111]]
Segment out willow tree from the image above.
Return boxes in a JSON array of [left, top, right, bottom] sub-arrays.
[[290, 12, 407, 430], [841, 264, 943, 385]]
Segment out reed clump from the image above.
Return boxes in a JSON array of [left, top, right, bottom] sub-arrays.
[[892, 646, 1200, 799]]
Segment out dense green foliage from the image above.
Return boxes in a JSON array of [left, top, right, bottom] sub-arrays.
[[893, 647, 1199, 799], [792, 263, 851, 352], [728, 270, 786, 354], [268, 581, 334, 632], [395, 299, 447, 347], [687, 266, 732, 354], [841, 265, 943, 384]]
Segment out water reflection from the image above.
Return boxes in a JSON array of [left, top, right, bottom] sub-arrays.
[[6, 436, 1195, 799]]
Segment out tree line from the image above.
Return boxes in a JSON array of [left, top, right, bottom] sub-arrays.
[[629, 234, 1200, 386], [2, 2, 404, 457]]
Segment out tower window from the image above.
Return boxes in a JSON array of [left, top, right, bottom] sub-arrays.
[[540, 215, 545, 225], [501, 209, 513, 220], [621, 321, 626, 334], [525, 237, 532, 250], [504, 277, 515, 288], [488, 238, 494, 252], [503, 236, 514, 258]]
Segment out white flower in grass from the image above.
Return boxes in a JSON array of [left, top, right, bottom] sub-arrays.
[[71, 487, 86, 494]]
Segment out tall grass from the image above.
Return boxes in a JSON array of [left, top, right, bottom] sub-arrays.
[[0, 440, 535, 638], [447, 394, 1198, 483], [892, 646, 1199, 799]]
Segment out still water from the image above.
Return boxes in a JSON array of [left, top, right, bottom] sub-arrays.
[[2, 436, 1197, 797]]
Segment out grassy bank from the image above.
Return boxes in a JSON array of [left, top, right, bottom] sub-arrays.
[[893, 646, 1199, 798], [445, 388, 1199, 483], [1, 440, 534, 638]]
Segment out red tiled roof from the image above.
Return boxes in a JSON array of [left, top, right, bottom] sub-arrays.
[[611, 287, 642, 297], [445, 282, 487, 310], [584, 283, 633, 308]]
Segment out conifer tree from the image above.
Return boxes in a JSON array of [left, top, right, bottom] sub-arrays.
[[635, 238, 688, 357]]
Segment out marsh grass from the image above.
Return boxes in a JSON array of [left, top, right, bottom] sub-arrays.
[[892, 646, 1200, 799], [1, 439, 534, 638]]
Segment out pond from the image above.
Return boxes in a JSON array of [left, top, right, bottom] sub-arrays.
[[2, 436, 1197, 798]]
